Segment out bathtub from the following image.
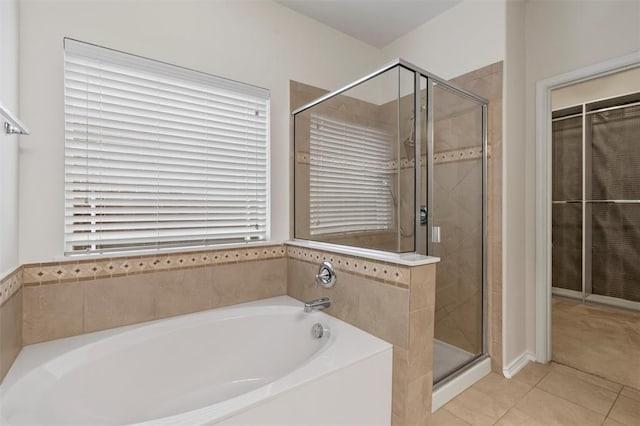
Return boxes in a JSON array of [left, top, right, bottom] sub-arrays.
[[0, 296, 392, 425]]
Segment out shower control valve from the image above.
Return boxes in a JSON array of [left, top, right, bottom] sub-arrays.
[[315, 261, 337, 288]]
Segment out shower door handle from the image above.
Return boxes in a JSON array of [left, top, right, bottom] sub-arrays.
[[432, 226, 441, 243]]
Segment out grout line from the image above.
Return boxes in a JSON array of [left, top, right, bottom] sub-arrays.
[[550, 360, 623, 391], [603, 386, 624, 423], [533, 388, 607, 418], [523, 365, 553, 388], [491, 380, 538, 425], [441, 407, 472, 425]]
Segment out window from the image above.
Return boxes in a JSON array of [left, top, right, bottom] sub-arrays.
[[64, 39, 269, 255], [309, 113, 393, 235]]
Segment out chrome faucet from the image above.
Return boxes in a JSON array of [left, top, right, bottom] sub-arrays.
[[304, 297, 331, 313]]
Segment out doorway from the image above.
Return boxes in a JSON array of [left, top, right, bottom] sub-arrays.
[[536, 51, 640, 387]]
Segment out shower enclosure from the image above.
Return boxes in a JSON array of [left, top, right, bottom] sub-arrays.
[[552, 92, 640, 310], [292, 59, 488, 385]]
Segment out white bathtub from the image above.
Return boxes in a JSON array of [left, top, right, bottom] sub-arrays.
[[0, 296, 392, 425]]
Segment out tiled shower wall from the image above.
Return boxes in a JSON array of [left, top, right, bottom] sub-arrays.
[[448, 62, 504, 372], [290, 80, 412, 253], [292, 63, 504, 370], [0, 268, 22, 380]]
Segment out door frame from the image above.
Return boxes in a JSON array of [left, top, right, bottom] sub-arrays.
[[535, 51, 640, 362]]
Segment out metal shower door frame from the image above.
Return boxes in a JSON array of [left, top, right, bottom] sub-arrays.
[[291, 57, 490, 362]]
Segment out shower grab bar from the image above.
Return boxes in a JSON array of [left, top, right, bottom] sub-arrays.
[[552, 200, 640, 204], [0, 100, 30, 135]]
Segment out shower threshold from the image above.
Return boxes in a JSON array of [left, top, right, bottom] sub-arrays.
[[433, 339, 475, 383]]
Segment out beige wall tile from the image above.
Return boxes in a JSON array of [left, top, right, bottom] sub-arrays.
[[23, 282, 83, 344], [408, 307, 434, 378], [409, 264, 436, 311], [357, 278, 409, 349], [392, 346, 409, 418], [155, 267, 215, 319], [0, 289, 22, 381], [391, 412, 405, 426], [211, 258, 286, 308], [287, 258, 361, 325], [405, 373, 432, 426], [288, 257, 409, 348], [83, 275, 156, 333], [21, 256, 287, 345]]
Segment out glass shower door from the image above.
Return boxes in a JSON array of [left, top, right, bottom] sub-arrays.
[[428, 82, 486, 383]]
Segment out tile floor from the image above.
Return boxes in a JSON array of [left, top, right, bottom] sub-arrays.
[[432, 361, 640, 425], [552, 297, 640, 390]]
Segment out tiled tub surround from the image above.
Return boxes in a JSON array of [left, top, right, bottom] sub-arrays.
[[21, 245, 287, 345], [1, 296, 392, 425], [0, 267, 22, 380], [287, 245, 438, 426]]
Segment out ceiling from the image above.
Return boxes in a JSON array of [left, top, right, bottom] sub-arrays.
[[277, 0, 461, 48]]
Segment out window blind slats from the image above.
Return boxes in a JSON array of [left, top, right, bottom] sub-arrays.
[[64, 59, 266, 107], [64, 40, 269, 254], [309, 114, 393, 235]]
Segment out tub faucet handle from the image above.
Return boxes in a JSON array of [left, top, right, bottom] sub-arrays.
[[315, 261, 336, 288]]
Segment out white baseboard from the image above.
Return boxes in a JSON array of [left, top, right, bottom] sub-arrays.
[[432, 357, 491, 412], [503, 351, 535, 378]]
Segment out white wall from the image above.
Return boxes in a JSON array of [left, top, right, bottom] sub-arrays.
[[502, 0, 527, 367], [18, 0, 380, 263], [380, 0, 506, 80], [521, 0, 640, 361], [380, 0, 509, 366], [0, 0, 20, 277], [552, 66, 640, 110]]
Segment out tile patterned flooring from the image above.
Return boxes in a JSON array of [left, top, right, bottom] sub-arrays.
[[552, 297, 640, 390], [432, 296, 640, 425], [432, 362, 640, 425]]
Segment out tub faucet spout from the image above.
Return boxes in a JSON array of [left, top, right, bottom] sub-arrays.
[[304, 297, 331, 313]]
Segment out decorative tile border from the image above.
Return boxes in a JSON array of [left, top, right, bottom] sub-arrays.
[[22, 244, 286, 286], [20, 242, 412, 289], [286, 246, 410, 288], [433, 145, 488, 165], [0, 267, 22, 306], [296, 145, 490, 172]]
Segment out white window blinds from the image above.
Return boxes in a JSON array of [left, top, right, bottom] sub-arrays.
[[309, 113, 393, 235], [64, 39, 270, 255]]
